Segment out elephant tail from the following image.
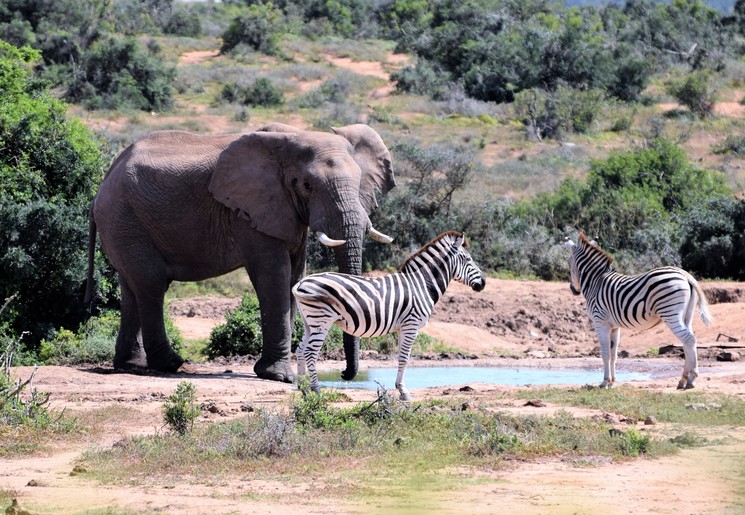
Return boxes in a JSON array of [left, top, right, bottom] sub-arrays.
[[83, 206, 97, 310]]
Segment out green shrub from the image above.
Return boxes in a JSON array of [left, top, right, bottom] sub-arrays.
[[66, 35, 175, 112], [712, 135, 745, 156], [218, 78, 284, 107], [666, 71, 716, 118], [206, 294, 263, 359], [513, 86, 606, 140], [680, 196, 745, 279], [220, 3, 284, 55], [163, 381, 200, 436]]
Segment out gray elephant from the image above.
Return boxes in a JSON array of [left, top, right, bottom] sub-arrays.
[[85, 123, 396, 383]]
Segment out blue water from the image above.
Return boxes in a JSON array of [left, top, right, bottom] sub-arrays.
[[317, 366, 653, 391]]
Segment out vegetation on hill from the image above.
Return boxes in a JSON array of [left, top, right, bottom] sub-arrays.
[[1, 0, 745, 360]]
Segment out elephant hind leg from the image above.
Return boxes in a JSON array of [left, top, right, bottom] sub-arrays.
[[114, 274, 147, 370]]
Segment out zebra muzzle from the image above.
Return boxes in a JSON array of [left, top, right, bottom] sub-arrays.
[[570, 284, 580, 296]]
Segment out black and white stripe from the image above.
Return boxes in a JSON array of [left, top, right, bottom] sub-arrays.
[[566, 232, 713, 389], [293, 231, 486, 400]]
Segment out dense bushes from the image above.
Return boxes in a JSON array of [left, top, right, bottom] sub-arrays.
[[66, 36, 175, 112], [364, 139, 737, 280], [0, 42, 116, 346]]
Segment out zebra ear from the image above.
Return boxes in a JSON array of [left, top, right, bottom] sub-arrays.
[[453, 233, 466, 250], [564, 237, 576, 251]]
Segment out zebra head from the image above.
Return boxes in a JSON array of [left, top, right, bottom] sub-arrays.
[[564, 236, 582, 296], [451, 234, 486, 292], [565, 233, 608, 296]]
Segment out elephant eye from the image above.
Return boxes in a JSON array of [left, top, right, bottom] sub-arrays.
[[303, 181, 312, 192]]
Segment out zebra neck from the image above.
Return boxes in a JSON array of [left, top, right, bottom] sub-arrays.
[[402, 260, 452, 304]]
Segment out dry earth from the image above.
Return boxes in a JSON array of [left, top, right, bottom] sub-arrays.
[[4, 279, 745, 514]]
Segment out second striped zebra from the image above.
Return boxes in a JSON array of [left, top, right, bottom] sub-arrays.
[[565, 232, 712, 389], [293, 231, 486, 400]]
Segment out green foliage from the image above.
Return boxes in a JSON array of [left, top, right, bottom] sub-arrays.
[[0, 42, 116, 345], [1, 299, 55, 430], [712, 135, 745, 156], [220, 3, 284, 55], [513, 86, 606, 140], [530, 139, 730, 253], [66, 35, 175, 112], [206, 294, 263, 359], [666, 71, 716, 117], [163, 381, 200, 436], [679, 196, 745, 279], [218, 78, 284, 107], [38, 308, 183, 365], [615, 428, 652, 457]]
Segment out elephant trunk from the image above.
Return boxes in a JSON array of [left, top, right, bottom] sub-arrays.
[[332, 213, 365, 381]]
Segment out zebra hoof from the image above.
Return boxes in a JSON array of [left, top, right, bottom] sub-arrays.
[[684, 382, 696, 390], [677, 381, 686, 390]]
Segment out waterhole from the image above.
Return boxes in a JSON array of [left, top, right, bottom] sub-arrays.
[[317, 366, 654, 391]]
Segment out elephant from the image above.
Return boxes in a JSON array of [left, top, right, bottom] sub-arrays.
[[85, 123, 396, 383]]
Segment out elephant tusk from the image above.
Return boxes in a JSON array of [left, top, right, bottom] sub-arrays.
[[367, 227, 393, 244], [316, 231, 346, 247]]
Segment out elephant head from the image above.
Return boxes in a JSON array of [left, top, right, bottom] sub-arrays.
[[208, 124, 396, 379]]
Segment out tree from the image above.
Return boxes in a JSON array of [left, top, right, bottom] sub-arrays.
[[0, 41, 113, 344]]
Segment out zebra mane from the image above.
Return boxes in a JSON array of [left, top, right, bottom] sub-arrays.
[[578, 231, 614, 264], [398, 231, 468, 272]]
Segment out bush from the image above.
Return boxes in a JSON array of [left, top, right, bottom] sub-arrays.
[[206, 294, 263, 359], [163, 381, 200, 436], [220, 3, 284, 55], [666, 71, 716, 118], [513, 86, 606, 140], [680, 196, 745, 279], [218, 78, 284, 107], [66, 35, 175, 112]]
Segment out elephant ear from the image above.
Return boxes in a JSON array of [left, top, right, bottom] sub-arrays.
[[331, 124, 396, 214], [209, 132, 302, 244]]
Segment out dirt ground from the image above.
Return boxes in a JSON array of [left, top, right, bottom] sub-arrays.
[[4, 278, 745, 514]]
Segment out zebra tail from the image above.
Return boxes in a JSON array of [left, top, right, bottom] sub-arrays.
[[691, 278, 714, 326]]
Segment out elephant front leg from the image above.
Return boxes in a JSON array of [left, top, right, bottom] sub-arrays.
[[248, 246, 295, 383]]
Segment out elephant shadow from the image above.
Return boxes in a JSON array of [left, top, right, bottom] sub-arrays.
[[82, 364, 261, 382]]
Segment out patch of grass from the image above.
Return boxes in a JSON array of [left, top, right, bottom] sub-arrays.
[[512, 386, 745, 426], [79, 391, 677, 495]]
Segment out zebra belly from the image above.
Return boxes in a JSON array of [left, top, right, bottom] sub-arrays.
[[334, 318, 399, 338]]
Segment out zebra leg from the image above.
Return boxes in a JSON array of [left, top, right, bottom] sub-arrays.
[[296, 319, 310, 378], [302, 322, 333, 395], [595, 325, 613, 388], [609, 327, 621, 385], [395, 326, 419, 401], [669, 321, 699, 390]]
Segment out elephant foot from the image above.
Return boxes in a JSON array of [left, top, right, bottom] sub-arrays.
[[255, 356, 294, 383], [147, 349, 185, 373]]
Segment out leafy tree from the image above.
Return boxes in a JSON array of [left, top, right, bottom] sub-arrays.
[[680, 196, 745, 279], [0, 41, 114, 345], [220, 3, 285, 55], [666, 71, 716, 118], [531, 139, 730, 253], [66, 35, 175, 112]]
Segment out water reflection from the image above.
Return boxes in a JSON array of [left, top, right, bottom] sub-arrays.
[[317, 366, 652, 391]]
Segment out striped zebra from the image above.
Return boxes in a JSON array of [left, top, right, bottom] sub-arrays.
[[292, 231, 486, 400], [565, 232, 713, 390]]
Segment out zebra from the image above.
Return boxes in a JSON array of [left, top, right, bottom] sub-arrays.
[[565, 232, 713, 390], [292, 231, 486, 400]]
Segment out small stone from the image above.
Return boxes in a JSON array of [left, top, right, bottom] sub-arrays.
[[459, 385, 474, 392], [524, 399, 546, 407], [644, 416, 657, 425], [717, 351, 740, 362]]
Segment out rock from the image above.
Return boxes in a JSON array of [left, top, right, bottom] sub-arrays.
[[524, 399, 546, 407], [644, 416, 657, 425], [459, 385, 475, 392], [717, 351, 740, 362]]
